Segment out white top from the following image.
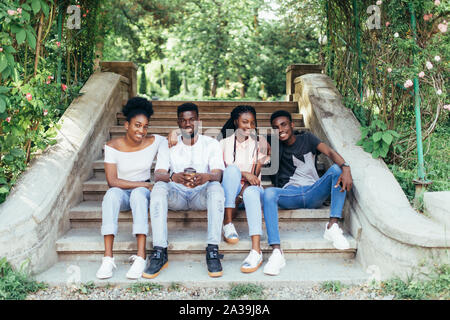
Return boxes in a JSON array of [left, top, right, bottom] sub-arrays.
[[219, 133, 270, 181], [104, 134, 166, 182], [155, 134, 225, 174]]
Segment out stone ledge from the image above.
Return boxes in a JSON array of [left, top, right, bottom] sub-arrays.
[[424, 191, 450, 227]]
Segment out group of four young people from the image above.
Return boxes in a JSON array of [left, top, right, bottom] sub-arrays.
[[96, 97, 353, 280]]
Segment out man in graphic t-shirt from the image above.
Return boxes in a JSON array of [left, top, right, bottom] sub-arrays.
[[262, 110, 354, 276], [142, 103, 226, 279]]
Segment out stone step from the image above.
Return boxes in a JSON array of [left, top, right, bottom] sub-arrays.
[[56, 226, 357, 260], [35, 257, 368, 289], [117, 112, 304, 127], [69, 201, 331, 229], [132, 100, 299, 114], [108, 126, 308, 139]]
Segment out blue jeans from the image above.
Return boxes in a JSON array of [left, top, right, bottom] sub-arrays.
[[222, 165, 264, 237], [101, 187, 150, 236], [263, 164, 346, 245], [150, 181, 225, 247]]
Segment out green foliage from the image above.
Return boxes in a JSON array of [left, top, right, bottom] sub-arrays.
[[128, 282, 163, 293], [320, 280, 346, 293], [0, 1, 101, 204], [356, 118, 400, 159], [380, 264, 450, 300], [169, 68, 181, 97], [227, 283, 265, 299], [139, 65, 147, 95], [77, 281, 97, 295], [0, 257, 47, 300]]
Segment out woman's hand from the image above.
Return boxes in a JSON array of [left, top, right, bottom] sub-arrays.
[[168, 129, 180, 148], [242, 172, 260, 186]]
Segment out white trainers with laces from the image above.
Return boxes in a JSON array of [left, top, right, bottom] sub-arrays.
[[263, 248, 286, 276], [96, 256, 116, 279], [323, 222, 350, 250], [223, 222, 239, 244], [126, 255, 146, 279], [241, 249, 263, 273]]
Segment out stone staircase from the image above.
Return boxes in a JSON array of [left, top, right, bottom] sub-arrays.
[[36, 101, 368, 288]]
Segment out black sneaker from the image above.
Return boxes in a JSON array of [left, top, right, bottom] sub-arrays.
[[206, 244, 224, 277], [142, 246, 168, 279]]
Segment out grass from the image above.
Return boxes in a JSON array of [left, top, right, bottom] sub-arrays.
[[77, 281, 97, 295], [227, 283, 265, 300], [0, 257, 47, 300], [320, 281, 346, 293], [128, 281, 164, 293], [378, 264, 450, 300]]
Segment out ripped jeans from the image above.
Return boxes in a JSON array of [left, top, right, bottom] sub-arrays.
[[149, 181, 225, 248]]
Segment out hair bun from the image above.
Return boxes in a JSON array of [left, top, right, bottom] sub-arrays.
[[122, 97, 154, 121]]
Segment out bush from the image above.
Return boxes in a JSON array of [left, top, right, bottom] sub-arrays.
[[0, 257, 47, 300]]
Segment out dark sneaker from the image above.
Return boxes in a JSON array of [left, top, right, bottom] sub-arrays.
[[142, 246, 168, 279], [206, 244, 224, 277]]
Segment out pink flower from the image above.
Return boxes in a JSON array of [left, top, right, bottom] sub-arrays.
[[404, 79, 413, 88], [17, 8, 22, 14], [424, 14, 433, 21], [6, 117, 11, 123], [376, 0, 382, 5], [438, 23, 447, 33], [43, 109, 48, 116], [387, 68, 392, 73], [435, 0, 440, 5], [419, 71, 425, 78], [26, 93, 32, 101], [61, 84, 67, 91], [385, 22, 390, 27], [46, 80, 51, 84], [0, 48, 3, 52], [444, 105, 450, 111], [82, 13, 86, 17], [7, 10, 16, 15], [56, 41, 61, 47], [426, 61, 433, 70]]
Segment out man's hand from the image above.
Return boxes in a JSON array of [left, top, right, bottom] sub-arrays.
[[242, 172, 260, 186], [171, 172, 191, 186], [168, 129, 180, 148], [335, 167, 353, 192], [191, 173, 211, 187]]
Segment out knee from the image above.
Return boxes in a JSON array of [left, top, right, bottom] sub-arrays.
[[102, 187, 123, 205], [329, 164, 342, 176], [223, 165, 241, 180], [130, 187, 149, 203], [243, 186, 260, 200], [207, 181, 224, 195], [263, 187, 278, 202], [151, 182, 168, 198]]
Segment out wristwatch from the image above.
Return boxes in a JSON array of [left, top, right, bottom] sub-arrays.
[[340, 162, 350, 168]]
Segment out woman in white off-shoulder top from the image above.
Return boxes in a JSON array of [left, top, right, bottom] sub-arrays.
[[96, 97, 168, 280]]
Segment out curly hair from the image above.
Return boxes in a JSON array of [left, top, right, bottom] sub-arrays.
[[122, 97, 154, 122]]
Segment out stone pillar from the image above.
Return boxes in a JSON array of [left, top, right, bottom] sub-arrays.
[[286, 64, 322, 101], [100, 61, 138, 99]]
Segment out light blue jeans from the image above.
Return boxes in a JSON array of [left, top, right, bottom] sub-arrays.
[[150, 181, 225, 248], [222, 165, 264, 237], [263, 164, 346, 245], [101, 187, 150, 236]]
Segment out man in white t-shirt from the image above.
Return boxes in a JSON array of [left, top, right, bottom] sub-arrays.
[[142, 103, 226, 279]]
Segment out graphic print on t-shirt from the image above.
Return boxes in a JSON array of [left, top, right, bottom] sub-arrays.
[[275, 132, 322, 188], [284, 152, 319, 188]]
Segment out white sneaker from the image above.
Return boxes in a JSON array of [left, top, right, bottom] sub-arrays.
[[324, 222, 350, 250], [223, 222, 239, 244], [126, 255, 146, 279], [241, 250, 263, 273], [96, 256, 116, 279], [263, 249, 286, 276]]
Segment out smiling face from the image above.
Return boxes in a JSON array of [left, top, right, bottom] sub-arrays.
[[177, 110, 199, 138], [125, 114, 149, 143], [235, 112, 256, 138], [271, 115, 295, 144]]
